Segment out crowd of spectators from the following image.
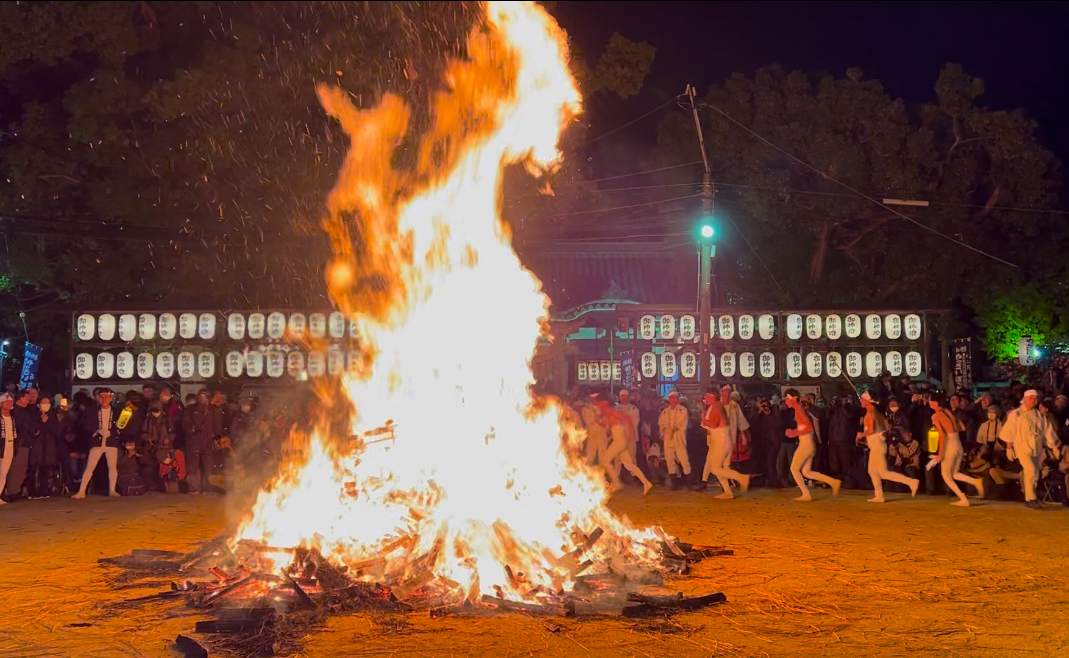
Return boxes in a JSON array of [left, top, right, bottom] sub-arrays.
[[566, 372, 1069, 507], [0, 383, 265, 502]]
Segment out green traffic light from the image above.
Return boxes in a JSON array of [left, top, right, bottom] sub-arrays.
[[700, 224, 714, 239]]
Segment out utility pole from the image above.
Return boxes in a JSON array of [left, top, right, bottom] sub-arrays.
[[687, 84, 715, 395]]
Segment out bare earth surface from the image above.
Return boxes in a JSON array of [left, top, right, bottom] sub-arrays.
[[2, 488, 1067, 658]]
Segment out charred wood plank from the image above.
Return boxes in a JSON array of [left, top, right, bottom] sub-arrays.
[[194, 618, 274, 634], [284, 573, 318, 610], [627, 592, 684, 606], [132, 549, 185, 558], [173, 634, 209, 658]]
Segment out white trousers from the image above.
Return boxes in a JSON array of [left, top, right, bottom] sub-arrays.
[[1017, 450, 1043, 502], [602, 432, 650, 489], [791, 434, 837, 497], [77, 446, 118, 495], [703, 428, 746, 488], [664, 437, 691, 476], [940, 444, 981, 501], [0, 443, 12, 500], [866, 434, 917, 499]]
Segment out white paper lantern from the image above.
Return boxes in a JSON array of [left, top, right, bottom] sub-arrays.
[[659, 315, 676, 340], [95, 352, 114, 378], [1018, 336, 1037, 366], [136, 352, 154, 379], [246, 351, 264, 378], [308, 351, 326, 377], [179, 313, 196, 339], [328, 347, 345, 376], [226, 352, 244, 378], [786, 314, 803, 340], [865, 314, 883, 340], [349, 314, 360, 339], [886, 351, 903, 377], [904, 314, 922, 341], [76, 314, 96, 341], [288, 314, 306, 338], [846, 352, 863, 378], [329, 312, 346, 339], [177, 352, 195, 379], [680, 352, 697, 378], [116, 352, 134, 379], [248, 313, 266, 340], [197, 352, 215, 379], [805, 314, 822, 340], [640, 352, 657, 378], [309, 313, 327, 338], [825, 314, 842, 340], [806, 352, 823, 378], [739, 352, 756, 378], [267, 313, 286, 340], [75, 353, 93, 379], [759, 314, 776, 340], [347, 351, 362, 374], [138, 314, 156, 340], [638, 315, 656, 340], [885, 314, 902, 340], [826, 352, 843, 378], [599, 361, 611, 381], [905, 351, 923, 377], [198, 313, 216, 340], [759, 352, 776, 378], [267, 350, 285, 378], [577, 362, 588, 381], [708, 352, 717, 378], [738, 315, 754, 340], [660, 353, 677, 378], [845, 314, 862, 339], [159, 313, 177, 340], [718, 316, 735, 340], [118, 314, 136, 342], [587, 361, 601, 382], [287, 351, 305, 377], [155, 352, 175, 378], [720, 352, 736, 377], [679, 315, 696, 341], [612, 361, 622, 381], [228, 314, 246, 340], [786, 352, 803, 378], [865, 351, 883, 378], [98, 314, 117, 341]]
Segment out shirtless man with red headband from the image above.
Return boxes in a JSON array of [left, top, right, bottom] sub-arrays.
[[698, 386, 750, 498], [784, 388, 840, 501]]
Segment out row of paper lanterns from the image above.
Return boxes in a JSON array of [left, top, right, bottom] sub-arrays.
[[75, 312, 360, 343], [74, 348, 362, 381], [635, 312, 923, 342], [578, 349, 923, 382]]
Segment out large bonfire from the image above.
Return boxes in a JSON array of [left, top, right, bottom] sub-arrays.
[[236, 1, 660, 604]]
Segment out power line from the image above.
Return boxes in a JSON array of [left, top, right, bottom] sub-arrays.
[[699, 102, 1023, 271], [552, 161, 704, 189], [572, 95, 682, 151], [722, 213, 788, 299], [556, 193, 698, 218]]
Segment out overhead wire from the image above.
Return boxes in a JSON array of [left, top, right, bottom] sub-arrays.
[[555, 193, 699, 217], [698, 102, 1023, 271], [571, 95, 683, 151]]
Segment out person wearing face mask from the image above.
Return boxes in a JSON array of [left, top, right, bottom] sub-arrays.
[[28, 397, 62, 497], [140, 400, 175, 492]]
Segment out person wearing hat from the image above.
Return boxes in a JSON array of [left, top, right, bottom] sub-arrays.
[[858, 390, 919, 502], [999, 389, 1062, 509], [928, 392, 984, 506], [658, 390, 692, 489], [72, 388, 121, 498]]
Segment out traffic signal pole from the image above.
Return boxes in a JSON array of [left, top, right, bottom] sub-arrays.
[[686, 85, 715, 395]]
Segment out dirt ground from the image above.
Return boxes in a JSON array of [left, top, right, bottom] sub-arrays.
[[1, 488, 1067, 658]]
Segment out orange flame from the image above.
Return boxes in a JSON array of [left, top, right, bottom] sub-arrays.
[[237, 1, 659, 601]]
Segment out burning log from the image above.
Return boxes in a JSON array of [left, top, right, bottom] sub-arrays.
[[284, 573, 318, 610], [181, 535, 229, 571], [199, 574, 261, 608], [622, 591, 726, 617], [480, 595, 566, 616]]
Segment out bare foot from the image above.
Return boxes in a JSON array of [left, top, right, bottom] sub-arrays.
[[642, 480, 653, 496], [951, 499, 970, 507], [714, 492, 735, 500], [739, 474, 751, 495], [0, 499, 6, 505], [793, 495, 813, 502], [976, 480, 985, 499], [831, 479, 842, 498], [108, 491, 121, 498], [867, 497, 885, 503], [909, 480, 919, 497], [71, 492, 86, 499]]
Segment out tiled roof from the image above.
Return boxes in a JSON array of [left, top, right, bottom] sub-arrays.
[[518, 241, 698, 310]]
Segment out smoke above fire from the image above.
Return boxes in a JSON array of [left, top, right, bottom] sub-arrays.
[[236, 1, 659, 602]]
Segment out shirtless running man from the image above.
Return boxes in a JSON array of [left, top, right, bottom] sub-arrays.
[[785, 388, 840, 501], [698, 387, 750, 498]]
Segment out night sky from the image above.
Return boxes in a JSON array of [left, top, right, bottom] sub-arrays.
[[555, 1, 1069, 160]]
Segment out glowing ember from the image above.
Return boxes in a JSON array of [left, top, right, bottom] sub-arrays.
[[237, 1, 660, 603]]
